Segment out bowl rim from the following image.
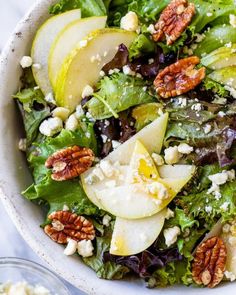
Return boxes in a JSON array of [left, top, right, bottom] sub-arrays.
[[0, 1, 235, 295], [0, 257, 70, 294]]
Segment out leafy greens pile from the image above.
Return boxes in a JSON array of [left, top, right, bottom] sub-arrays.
[[14, 0, 236, 288]]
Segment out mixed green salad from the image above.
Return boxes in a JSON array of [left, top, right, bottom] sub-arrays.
[[15, 0, 236, 289]]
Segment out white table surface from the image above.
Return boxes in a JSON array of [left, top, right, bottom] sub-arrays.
[[0, 1, 86, 294]]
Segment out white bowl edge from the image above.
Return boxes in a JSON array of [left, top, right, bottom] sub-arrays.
[[0, 1, 234, 294]]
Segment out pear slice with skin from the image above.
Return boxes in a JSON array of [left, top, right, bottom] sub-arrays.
[[31, 9, 81, 95], [49, 16, 107, 89], [55, 28, 137, 111], [110, 209, 167, 256], [81, 114, 169, 209], [96, 165, 195, 219]]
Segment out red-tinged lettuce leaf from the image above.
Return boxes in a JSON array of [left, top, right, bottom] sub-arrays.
[[103, 247, 182, 278], [102, 44, 129, 74]]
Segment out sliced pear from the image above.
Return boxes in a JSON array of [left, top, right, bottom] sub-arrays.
[[96, 165, 195, 219], [209, 66, 236, 89], [158, 164, 196, 179], [55, 28, 137, 111], [81, 114, 169, 207], [107, 113, 169, 164], [31, 9, 81, 95], [110, 209, 167, 256], [49, 16, 107, 89], [127, 140, 160, 183], [201, 44, 236, 70]]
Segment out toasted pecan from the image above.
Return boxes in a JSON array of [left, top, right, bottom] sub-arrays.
[[44, 211, 95, 244], [154, 56, 205, 98], [192, 237, 227, 288], [45, 145, 94, 181], [153, 0, 195, 45]]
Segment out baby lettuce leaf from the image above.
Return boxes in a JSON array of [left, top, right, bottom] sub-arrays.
[[83, 228, 130, 279], [23, 174, 100, 216], [86, 73, 154, 119], [28, 125, 97, 183], [129, 34, 157, 59], [14, 88, 50, 145], [49, 0, 107, 17], [177, 180, 236, 226], [148, 259, 192, 288]]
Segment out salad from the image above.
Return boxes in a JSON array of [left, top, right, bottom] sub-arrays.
[[14, 0, 236, 289]]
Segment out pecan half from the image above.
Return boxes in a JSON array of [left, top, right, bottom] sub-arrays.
[[44, 211, 95, 244], [192, 237, 227, 288], [45, 145, 94, 181], [153, 0, 195, 45], [154, 56, 205, 98]]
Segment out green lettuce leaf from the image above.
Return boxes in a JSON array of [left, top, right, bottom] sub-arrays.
[[203, 77, 229, 97], [49, 0, 107, 17], [83, 227, 130, 279], [129, 34, 156, 60], [177, 179, 236, 226], [86, 73, 154, 119], [14, 88, 50, 145], [147, 259, 192, 288], [23, 174, 100, 216]]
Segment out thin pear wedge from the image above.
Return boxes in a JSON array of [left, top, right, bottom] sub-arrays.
[[49, 16, 107, 89], [31, 9, 81, 95], [110, 209, 167, 256], [55, 28, 137, 111]]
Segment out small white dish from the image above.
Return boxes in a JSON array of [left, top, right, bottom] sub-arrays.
[[0, 1, 234, 294]]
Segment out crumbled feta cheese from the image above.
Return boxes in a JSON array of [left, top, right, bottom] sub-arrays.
[[112, 140, 121, 150], [164, 146, 181, 165], [82, 85, 94, 98], [63, 204, 69, 211], [178, 143, 194, 155], [225, 42, 232, 48], [220, 202, 230, 212], [208, 171, 229, 185], [65, 114, 78, 131], [0, 282, 51, 295], [206, 12, 213, 17], [100, 160, 115, 177], [44, 92, 56, 104], [120, 11, 139, 32], [203, 124, 211, 134], [194, 33, 205, 43], [99, 70, 105, 77], [75, 105, 84, 118], [93, 167, 105, 181], [222, 223, 231, 233], [178, 96, 187, 107], [32, 63, 42, 70], [165, 208, 175, 220], [148, 58, 154, 64], [102, 214, 112, 227], [146, 182, 169, 199], [77, 240, 94, 257], [164, 226, 181, 247], [20, 56, 33, 68], [18, 138, 27, 152], [52, 107, 70, 121], [230, 14, 236, 28], [152, 153, 164, 166], [123, 65, 136, 76], [191, 103, 202, 112], [218, 111, 226, 117], [86, 111, 95, 122], [101, 134, 108, 143], [39, 117, 63, 137], [224, 271, 236, 282], [205, 205, 212, 213], [147, 24, 157, 34], [64, 239, 78, 256]]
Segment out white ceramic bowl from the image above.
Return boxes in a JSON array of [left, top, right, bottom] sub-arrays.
[[0, 1, 234, 294]]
